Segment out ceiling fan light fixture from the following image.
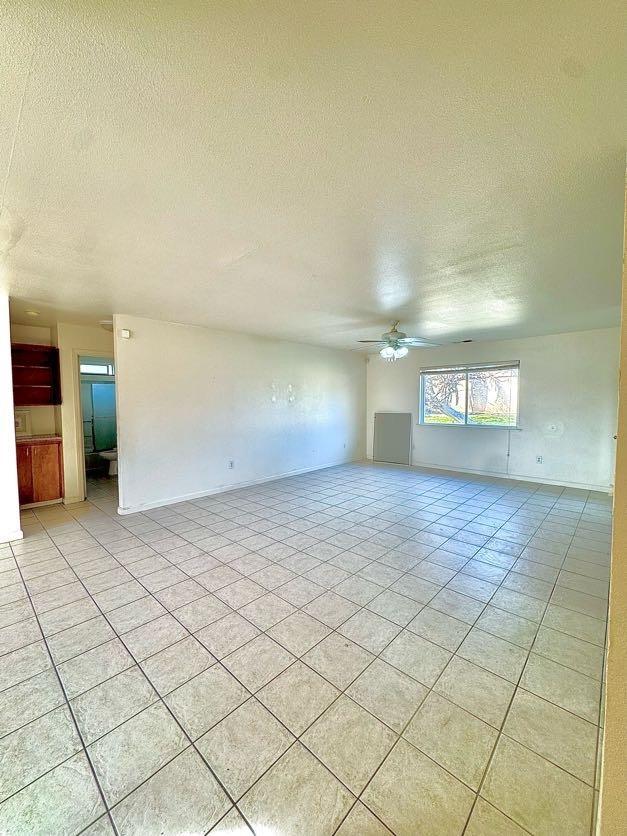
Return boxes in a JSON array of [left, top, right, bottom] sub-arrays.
[[380, 346, 396, 360], [394, 346, 409, 359]]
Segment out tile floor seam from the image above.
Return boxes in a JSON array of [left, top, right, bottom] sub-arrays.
[[459, 496, 593, 835], [28, 543, 260, 835], [8, 550, 121, 836], [9, 467, 607, 836]]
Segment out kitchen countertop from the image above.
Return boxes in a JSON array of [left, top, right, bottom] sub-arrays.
[[16, 434, 62, 443]]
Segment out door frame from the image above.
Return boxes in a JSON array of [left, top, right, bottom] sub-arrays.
[[73, 349, 116, 502]]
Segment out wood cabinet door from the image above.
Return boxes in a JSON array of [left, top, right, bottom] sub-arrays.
[[31, 443, 62, 502], [16, 445, 33, 504]]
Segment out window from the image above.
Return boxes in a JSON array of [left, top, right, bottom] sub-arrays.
[[419, 362, 519, 427], [79, 362, 115, 376]]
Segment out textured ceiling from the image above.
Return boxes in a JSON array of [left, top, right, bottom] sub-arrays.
[[1, 1, 625, 348]]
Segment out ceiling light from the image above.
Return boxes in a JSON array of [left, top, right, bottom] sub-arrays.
[[25, 310, 39, 318], [380, 346, 395, 360], [394, 346, 409, 359]]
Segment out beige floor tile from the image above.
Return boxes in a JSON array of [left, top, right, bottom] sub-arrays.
[[209, 807, 252, 834], [336, 802, 393, 835], [366, 589, 423, 626], [550, 586, 607, 620], [533, 626, 604, 680], [447, 573, 498, 603], [239, 742, 354, 835], [257, 660, 339, 734], [501, 572, 553, 602], [140, 635, 215, 694], [173, 594, 232, 632], [338, 609, 401, 653], [267, 610, 330, 656], [1, 468, 610, 836], [465, 798, 528, 835], [122, 613, 188, 661], [0, 668, 64, 737], [303, 632, 374, 689], [37, 597, 99, 636], [504, 689, 597, 784], [0, 617, 42, 656], [275, 576, 325, 607], [429, 588, 486, 624], [391, 574, 441, 604], [215, 578, 266, 609], [520, 653, 601, 723], [476, 606, 539, 649], [406, 606, 470, 651], [346, 659, 428, 732], [541, 604, 606, 647], [75, 813, 115, 835], [0, 753, 104, 836], [332, 576, 383, 605], [362, 739, 475, 835], [303, 590, 360, 628], [0, 641, 51, 692], [238, 592, 295, 630], [457, 628, 528, 683], [0, 705, 82, 801], [165, 665, 248, 738], [195, 612, 259, 659], [381, 630, 451, 686], [223, 634, 295, 691], [482, 736, 593, 835], [490, 588, 546, 622], [71, 666, 158, 744], [112, 747, 230, 835], [404, 692, 498, 789], [106, 596, 166, 634], [198, 698, 293, 798], [302, 696, 396, 793], [88, 702, 188, 806], [434, 656, 515, 728]]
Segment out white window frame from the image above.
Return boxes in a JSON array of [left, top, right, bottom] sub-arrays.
[[418, 361, 520, 429], [79, 362, 115, 376]]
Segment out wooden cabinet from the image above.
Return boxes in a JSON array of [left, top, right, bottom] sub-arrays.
[[16, 438, 64, 505], [11, 343, 62, 406]]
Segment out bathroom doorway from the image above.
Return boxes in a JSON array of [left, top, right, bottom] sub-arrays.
[[79, 355, 118, 502]]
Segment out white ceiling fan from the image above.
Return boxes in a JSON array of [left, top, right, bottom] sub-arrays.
[[358, 321, 440, 361]]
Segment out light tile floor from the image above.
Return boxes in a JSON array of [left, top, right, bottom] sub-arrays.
[[0, 463, 610, 835]]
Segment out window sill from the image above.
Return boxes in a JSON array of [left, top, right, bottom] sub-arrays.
[[417, 423, 522, 430]]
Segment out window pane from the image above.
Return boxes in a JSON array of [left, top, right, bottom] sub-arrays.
[[422, 372, 467, 424], [80, 363, 109, 374], [467, 367, 518, 426]]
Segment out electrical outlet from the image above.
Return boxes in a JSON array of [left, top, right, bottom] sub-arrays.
[[228, 460, 234, 469], [536, 455, 543, 464]]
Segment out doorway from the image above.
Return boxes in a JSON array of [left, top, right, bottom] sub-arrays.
[[79, 355, 117, 502]]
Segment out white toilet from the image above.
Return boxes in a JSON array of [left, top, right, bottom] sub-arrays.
[[99, 448, 118, 476]]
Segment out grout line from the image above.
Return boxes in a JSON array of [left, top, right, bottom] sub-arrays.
[[5, 466, 610, 835], [9, 552, 122, 835]]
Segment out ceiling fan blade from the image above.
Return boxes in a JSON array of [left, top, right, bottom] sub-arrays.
[[397, 338, 440, 347], [357, 340, 386, 344]]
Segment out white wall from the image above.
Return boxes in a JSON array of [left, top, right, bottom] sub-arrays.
[[0, 294, 22, 542], [367, 328, 619, 491], [56, 323, 114, 503], [114, 315, 366, 513]]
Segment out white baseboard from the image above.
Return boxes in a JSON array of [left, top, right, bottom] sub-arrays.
[[407, 459, 611, 493], [117, 457, 359, 515]]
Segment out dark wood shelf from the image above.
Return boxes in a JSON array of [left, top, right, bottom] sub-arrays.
[[11, 343, 61, 406]]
